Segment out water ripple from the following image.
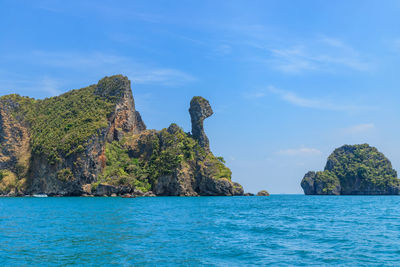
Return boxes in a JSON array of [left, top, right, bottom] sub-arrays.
[[1, 196, 400, 266]]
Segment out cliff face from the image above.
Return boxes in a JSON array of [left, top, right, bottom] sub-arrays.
[[0, 98, 31, 194], [118, 124, 243, 196], [301, 144, 400, 195], [0, 75, 243, 196]]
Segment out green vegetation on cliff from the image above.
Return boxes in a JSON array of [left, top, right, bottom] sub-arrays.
[[57, 168, 75, 182], [326, 144, 398, 189], [312, 170, 340, 194], [0, 76, 125, 164], [0, 75, 240, 196], [98, 140, 152, 192], [0, 170, 25, 194], [301, 144, 400, 195], [98, 123, 232, 192]]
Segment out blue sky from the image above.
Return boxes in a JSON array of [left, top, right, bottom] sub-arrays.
[[1, 0, 400, 193]]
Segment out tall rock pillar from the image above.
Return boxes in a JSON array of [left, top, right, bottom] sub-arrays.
[[189, 96, 213, 150]]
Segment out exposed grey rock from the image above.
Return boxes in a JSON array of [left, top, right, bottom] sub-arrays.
[[94, 184, 118, 196], [143, 191, 156, 197], [197, 177, 234, 196], [153, 165, 198, 196], [257, 190, 270, 196], [116, 185, 132, 195], [301, 171, 317, 195], [233, 182, 244, 196], [132, 188, 145, 196], [189, 96, 213, 150], [25, 75, 146, 196]]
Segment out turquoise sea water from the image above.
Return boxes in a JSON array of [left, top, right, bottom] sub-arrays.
[[1, 195, 400, 266]]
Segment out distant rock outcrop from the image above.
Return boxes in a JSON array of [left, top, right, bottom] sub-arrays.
[[189, 96, 213, 151], [301, 144, 400, 195], [257, 190, 270, 196]]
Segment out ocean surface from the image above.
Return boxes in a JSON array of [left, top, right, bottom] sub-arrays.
[[1, 195, 400, 266]]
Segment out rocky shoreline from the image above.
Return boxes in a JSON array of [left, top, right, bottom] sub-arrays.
[[0, 184, 268, 197]]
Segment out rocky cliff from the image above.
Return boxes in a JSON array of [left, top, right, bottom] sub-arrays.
[[0, 75, 243, 196], [189, 97, 213, 151], [301, 144, 400, 195]]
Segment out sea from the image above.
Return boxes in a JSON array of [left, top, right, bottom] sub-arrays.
[[1, 195, 400, 266]]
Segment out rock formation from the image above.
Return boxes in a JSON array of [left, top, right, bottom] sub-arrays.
[[189, 96, 213, 150], [0, 75, 243, 196], [257, 190, 270, 196], [301, 144, 400, 195]]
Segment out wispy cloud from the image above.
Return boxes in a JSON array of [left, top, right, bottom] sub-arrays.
[[268, 86, 333, 109], [278, 147, 322, 156], [246, 86, 372, 111], [129, 69, 195, 86], [4, 50, 195, 87], [244, 90, 267, 99], [31, 51, 125, 69], [319, 37, 347, 48], [41, 77, 62, 96], [36, 1, 163, 23], [220, 26, 372, 74], [0, 75, 63, 97], [342, 123, 375, 134], [269, 38, 371, 74]]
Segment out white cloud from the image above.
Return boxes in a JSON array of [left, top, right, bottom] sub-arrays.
[[31, 51, 125, 68], [319, 37, 347, 48], [37, 1, 163, 23], [278, 147, 322, 156], [268, 86, 324, 108], [266, 86, 369, 111], [244, 91, 267, 99], [269, 38, 371, 74], [0, 74, 62, 97], [224, 28, 372, 74], [270, 47, 317, 73], [5, 51, 195, 87], [342, 123, 375, 134], [129, 69, 195, 86]]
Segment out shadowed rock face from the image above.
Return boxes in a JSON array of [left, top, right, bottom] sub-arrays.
[[95, 76, 146, 141], [189, 96, 213, 150]]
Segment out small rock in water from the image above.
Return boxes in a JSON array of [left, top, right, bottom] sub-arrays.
[[257, 190, 270, 196], [143, 191, 156, 197]]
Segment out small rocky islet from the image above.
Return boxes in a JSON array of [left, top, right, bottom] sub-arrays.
[[0, 75, 250, 197], [301, 144, 400, 195]]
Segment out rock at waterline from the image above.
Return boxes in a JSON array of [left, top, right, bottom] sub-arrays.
[[257, 190, 270, 196]]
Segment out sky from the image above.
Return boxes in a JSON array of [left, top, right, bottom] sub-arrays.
[[1, 0, 400, 193]]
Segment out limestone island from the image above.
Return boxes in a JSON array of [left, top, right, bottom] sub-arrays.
[[301, 144, 400, 195], [0, 75, 245, 197]]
